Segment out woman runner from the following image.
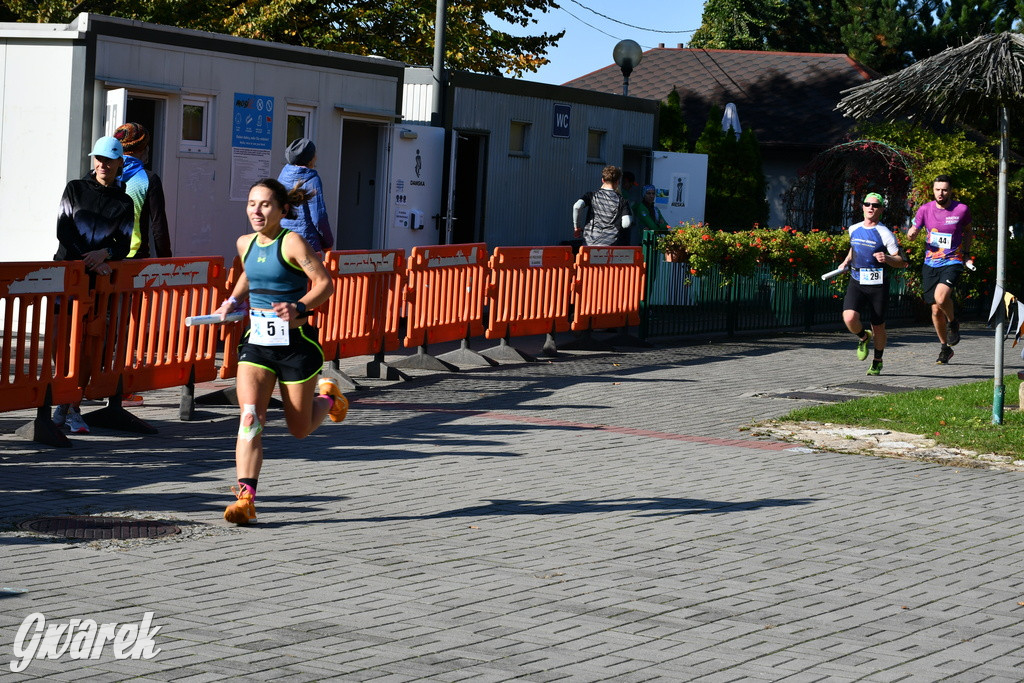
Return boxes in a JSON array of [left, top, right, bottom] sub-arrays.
[[214, 178, 348, 524]]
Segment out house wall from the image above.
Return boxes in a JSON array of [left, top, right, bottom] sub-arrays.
[[0, 36, 80, 261], [0, 14, 404, 265], [452, 88, 654, 247]]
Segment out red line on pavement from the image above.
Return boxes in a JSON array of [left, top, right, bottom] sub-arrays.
[[355, 399, 792, 452]]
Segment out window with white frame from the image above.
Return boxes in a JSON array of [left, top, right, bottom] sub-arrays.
[[180, 95, 213, 154], [286, 106, 315, 145], [587, 129, 605, 162], [509, 120, 530, 155]]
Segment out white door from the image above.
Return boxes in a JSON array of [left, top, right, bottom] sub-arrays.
[[651, 151, 709, 227], [105, 88, 127, 136]]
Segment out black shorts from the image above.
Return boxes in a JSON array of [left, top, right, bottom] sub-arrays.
[[922, 263, 964, 304], [238, 324, 324, 384], [843, 280, 889, 326]]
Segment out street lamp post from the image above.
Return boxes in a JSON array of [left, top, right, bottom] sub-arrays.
[[613, 39, 643, 96]]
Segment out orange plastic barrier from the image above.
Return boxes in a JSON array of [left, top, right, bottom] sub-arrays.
[[485, 246, 573, 339], [217, 255, 246, 381], [403, 243, 488, 347], [0, 261, 89, 411], [571, 246, 647, 331], [320, 250, 405, 361], [83, 257, 226, 400]]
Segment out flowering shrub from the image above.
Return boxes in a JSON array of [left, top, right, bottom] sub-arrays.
[[656, 221, 1023, 301], [657, 223, 849, 285]]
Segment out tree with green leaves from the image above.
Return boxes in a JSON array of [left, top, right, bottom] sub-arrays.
[[692, 0, 1024, 75], [689, 0, 786, 50], [658, 87, 689, 153], [694, 105, 769, 230], [0, 0, 564, 77]]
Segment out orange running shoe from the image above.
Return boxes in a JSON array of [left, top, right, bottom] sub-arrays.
[[224, 486, 256, 525], [317, 377, 349, 423]]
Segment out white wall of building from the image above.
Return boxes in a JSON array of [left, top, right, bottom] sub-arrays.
[[0, 14, 404, 265]]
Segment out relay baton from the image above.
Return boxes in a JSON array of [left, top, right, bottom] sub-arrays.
[[185, 312, 246, 326], [965, 258, 976, 271], [820, 265, 848, 281]]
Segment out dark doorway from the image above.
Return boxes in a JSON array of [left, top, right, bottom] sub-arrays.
[[125, 96, 162, 172], [451, 132, 487, 244], [622, 146, 648, 185], [337, 121, 380, 250]]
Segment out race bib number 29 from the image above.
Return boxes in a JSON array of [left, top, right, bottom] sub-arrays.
[[249, 310, 290, 346], [858, 268, 884, 285]]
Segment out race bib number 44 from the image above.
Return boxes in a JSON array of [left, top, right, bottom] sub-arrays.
[[249, 310, 290, 346], [931, 232, 953, 250]]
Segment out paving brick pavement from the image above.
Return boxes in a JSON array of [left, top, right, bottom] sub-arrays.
[[2, 322, 1024, 681]]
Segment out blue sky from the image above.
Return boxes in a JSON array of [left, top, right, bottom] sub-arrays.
[[492, 1, 706, 85]]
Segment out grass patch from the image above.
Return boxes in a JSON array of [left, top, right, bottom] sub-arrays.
[[780, 374, 1024, 459]]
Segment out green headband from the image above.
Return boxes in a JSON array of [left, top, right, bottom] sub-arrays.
[[864, 192, 885, 207]]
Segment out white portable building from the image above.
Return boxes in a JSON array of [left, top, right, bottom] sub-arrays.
[[0, 13, 405, 263]]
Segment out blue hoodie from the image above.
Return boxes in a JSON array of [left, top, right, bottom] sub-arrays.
[[277, 164, 334, 252]]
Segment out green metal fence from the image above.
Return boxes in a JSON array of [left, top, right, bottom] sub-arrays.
[[639, 229, 920, 339]]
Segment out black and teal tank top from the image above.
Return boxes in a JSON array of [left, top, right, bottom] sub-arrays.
[[242, 229, 307, 309]]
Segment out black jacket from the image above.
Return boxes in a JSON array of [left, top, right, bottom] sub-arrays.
[[54, 174, 133, 262]]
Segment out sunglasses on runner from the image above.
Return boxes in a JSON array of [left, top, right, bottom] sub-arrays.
[[862, 202, 883, 208]]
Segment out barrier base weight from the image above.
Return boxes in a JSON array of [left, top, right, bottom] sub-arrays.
[[390, 346, 459, 372], [366, 357, 410, 382], [194, 386, 283, 409], [85, 402, 159, 434], [327, 361, 359, 391], [437, 340, 497, 369], [480, 338, 536, 364], [15, 407, 72, 448]]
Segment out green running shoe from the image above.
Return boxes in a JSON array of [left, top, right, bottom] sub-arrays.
[[866, 360, 882, 376], [856, 330, 872, 361]]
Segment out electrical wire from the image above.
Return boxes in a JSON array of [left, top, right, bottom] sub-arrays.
[[562, 0, 698, 35]]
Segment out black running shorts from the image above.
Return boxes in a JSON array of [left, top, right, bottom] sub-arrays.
[[843, 280, 890, 326], [921, 263, 964, 304], [238, 324, 324, 384]]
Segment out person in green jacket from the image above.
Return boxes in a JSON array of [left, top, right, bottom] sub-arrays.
[[633, 184, 669, 231]]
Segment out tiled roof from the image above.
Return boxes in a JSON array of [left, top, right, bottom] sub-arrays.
[[564, 48, 875, 149]]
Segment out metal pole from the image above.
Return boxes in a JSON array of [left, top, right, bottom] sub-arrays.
[[430, 0, 447, 127], [992, 105, 1008, 424]]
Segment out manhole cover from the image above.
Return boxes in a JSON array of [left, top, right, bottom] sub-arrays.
[[18, 516, 180, 540], [839, 382, 914, 394]]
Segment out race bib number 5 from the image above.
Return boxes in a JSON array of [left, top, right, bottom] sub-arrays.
[[858, 268, 884, 285], [249, 310, 290, 346]]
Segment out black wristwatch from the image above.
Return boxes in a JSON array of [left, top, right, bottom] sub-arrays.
[[294, 301, 308, 317]]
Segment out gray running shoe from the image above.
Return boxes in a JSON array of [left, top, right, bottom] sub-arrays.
[[67, 409, 90, 435], [52, 404, 69, 428]]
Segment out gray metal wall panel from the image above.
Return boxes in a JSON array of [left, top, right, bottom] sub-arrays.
[[452, 88, 654, 247]]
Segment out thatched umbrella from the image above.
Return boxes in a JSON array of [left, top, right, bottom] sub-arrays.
[[838, 32, 1024, 424]]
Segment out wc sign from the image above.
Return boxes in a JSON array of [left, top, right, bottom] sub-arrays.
[[552, 103, 571, 139]]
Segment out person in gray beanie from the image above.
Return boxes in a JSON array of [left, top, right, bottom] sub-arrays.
[[277, 138, 334, 253]]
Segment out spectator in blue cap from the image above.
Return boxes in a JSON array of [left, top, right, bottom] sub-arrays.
[[51, 135, 134, 435]]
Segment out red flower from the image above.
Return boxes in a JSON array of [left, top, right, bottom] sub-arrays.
[[701, 234, 711, 241]]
